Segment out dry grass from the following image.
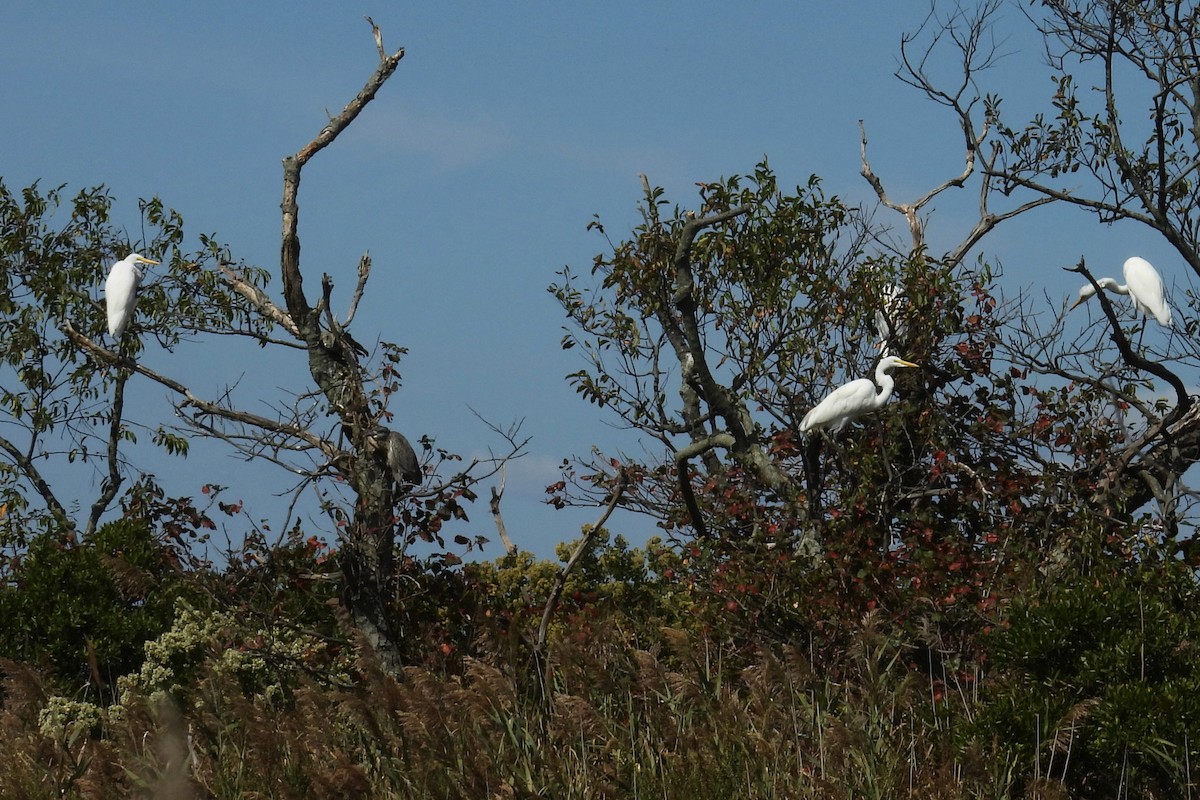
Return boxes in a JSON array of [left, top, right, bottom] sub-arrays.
[[0, 614, 1022, 799]]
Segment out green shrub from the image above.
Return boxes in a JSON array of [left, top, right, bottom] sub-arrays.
[[978, 555, 1200, 797], [0, 519, 183, 699]]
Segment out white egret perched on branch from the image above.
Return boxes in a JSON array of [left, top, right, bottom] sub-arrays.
[[800, 355, 919, 435], [1070, 256, 1173, 327], [104, 253, 159, 339]]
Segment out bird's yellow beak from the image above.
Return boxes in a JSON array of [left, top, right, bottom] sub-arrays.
[[137, 256, 161, 266], [895, 358, 918, 368]]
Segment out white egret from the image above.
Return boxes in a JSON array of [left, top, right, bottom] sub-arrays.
[[874, 283, 906, 353], [370, 425, 422, 487], [104, 253, 159, 339], [1070, 256, 1173, 327], [800, 355, 918, 435]]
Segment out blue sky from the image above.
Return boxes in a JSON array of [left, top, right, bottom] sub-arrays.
[[1, 3, 1185, 558]]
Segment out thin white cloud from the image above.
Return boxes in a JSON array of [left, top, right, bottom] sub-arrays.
[[545, 137, 693, 188], [459, 452, 567, 501], [345, 103, 515, 171]]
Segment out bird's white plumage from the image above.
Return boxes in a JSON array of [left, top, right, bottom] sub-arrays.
[[104, 253, 158, 338], [800, 355, 918, 435], [873, 283, 906, 354], [1071, 256, 1172, 327]]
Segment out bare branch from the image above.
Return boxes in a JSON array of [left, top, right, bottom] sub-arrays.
[[62, 322, 340, 460], [945, 193, 1057, 268], [84, 369, 130, 538], [218, 263, 301, 339], [488, 466, 517, 556], [345, 252, 371, 326], [535, 469, 629, 662], [860, 120, 928, 249], [0, 434, 73, 535]]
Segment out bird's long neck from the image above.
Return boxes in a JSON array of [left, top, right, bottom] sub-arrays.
[[872, 364, 897, 410], [873, 376, 896, 410], [1101, 278, 1129, 296]]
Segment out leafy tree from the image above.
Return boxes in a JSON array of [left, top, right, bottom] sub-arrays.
[[552, 160, 1070, 648], [552, 0, 1200, 627], [0, 181, 209, 546]]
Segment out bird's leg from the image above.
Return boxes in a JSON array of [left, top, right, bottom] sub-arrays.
[[879, 427, 898, 486], [802, 436, 823, 516], [1098, 365, 1126, 435], [804, 429, 862, 516]]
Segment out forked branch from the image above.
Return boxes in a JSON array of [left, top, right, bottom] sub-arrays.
[[488, 467, 518, 556], [218, 263, 301, 339], [281, 20, 405, 325]]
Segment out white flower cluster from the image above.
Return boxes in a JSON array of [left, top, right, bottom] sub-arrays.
[[118, 600, 230, 707], [37, 695, 105, 739], [117, 599, 352, 707], [35, 600, 355, 735]]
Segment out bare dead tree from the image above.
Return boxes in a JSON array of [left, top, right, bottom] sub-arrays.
[[15, 20, 534, 673], [869, 1, 1055, 265], [993, 1, 1200, 275]]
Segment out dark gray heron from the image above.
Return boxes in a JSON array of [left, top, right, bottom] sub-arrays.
[[369, 425, 422, 487]]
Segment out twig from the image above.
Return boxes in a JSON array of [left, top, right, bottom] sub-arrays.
[[365, 16, 387, 62], [535, 469, 629, 660]]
